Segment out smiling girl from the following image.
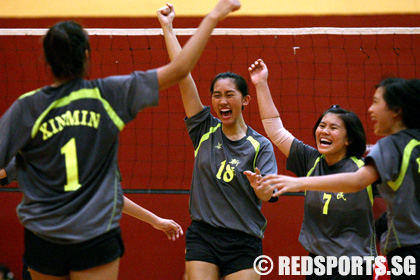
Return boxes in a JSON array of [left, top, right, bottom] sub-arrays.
[[258, 77, 420, 279], [157, 5, 278, 280], [246, 59, 376, 279]]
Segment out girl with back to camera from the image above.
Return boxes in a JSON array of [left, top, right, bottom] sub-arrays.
[[259, 77, 420, 279], [245, 59, 376, 279], [157, 5, 278, 280], [0, 1, 241, 279]]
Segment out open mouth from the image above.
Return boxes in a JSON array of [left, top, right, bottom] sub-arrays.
[[220, 109, 232, 118], [319, 138, 332, 146]]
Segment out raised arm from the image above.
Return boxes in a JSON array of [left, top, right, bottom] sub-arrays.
[[157, 3, 203, 118], [248, 59, 294, 157], [123, 196, 183, 241], [156, 0, 240, 95]]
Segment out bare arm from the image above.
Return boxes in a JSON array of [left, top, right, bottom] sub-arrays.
[[258, 161, 380, 196], [156, 0, 240, 93], [248, 59, 294, 156], [123, 196, 183, 241], [157, 3, 203, 118]]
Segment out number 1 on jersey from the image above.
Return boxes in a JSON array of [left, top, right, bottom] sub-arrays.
[[61, 138, 82, 192]]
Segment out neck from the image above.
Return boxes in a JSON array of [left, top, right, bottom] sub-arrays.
[[390, 120, 407, 135], [324, 152, 347, 166], [52, 78, 68, 88], [222, 118, 248, 141]]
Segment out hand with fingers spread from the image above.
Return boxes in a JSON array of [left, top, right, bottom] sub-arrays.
[[243, 167, 262, 189], [244, 168, 276, 202], [248, 58, 268, 87]]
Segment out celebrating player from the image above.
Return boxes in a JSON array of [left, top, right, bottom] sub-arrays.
[[0, 1, 241, 279], [157, 5, 277, 280], [246, 59, 376, 279], [256, 77, 420, 279]]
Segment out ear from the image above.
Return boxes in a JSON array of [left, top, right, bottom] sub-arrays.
[[345, 138, 351, 146], [242, 95, 251, 106], [392, 107, 402, 119]]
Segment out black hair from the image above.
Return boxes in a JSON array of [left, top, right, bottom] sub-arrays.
[[43, 20, 90, 81], [210, 72, 249, 97], [312, 105, 367, 158], [377, 78, 420, 129]]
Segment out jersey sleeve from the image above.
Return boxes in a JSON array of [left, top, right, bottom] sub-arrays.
[[365, 137, 400, 186], [256, 140, 277, 176], [256, 139, 279, 202], [0, 157, 16, 186], [286, 138, 320, 177], [185, 106, 215, 149], [98, 69, 159, 123], [0, 99, 33, 169]]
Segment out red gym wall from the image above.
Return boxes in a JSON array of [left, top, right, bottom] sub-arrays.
[[0, 14, 418, 279]]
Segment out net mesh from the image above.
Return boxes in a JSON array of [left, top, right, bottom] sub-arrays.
[[1, 28, 419, 191]]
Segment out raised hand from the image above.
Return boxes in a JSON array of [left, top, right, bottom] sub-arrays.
[[157, 3, 175, 28], [209, 0, 241, 21], [248, 59, 268, 86]]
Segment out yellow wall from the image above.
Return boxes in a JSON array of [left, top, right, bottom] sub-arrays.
[[1, 0, 420, 17]]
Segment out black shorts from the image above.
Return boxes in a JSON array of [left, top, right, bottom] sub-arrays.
[[185, 221, 262, 277], [23, 227, 124, 277]]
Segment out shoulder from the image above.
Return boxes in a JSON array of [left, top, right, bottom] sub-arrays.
[[246, 126, 274, 150], [246, 126, 270, 144], [18, 87, 44, 101], [186, 106, 217, 125], [290, 138, 319, 156]]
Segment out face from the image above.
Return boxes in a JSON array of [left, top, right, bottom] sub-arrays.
[[368, 87, 397, 136], [211, 78, 250, 126], [315, 113, 349, 164]]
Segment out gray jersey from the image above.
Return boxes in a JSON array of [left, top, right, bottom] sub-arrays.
[[186, 107, 277, 238], [287, 139, 376, 257], [366, 129, 420, 255], [0, 70, 158, 244], [0, 157, 16, 186]]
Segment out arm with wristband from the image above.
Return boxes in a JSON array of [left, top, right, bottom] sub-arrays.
[[248, 59, 294, 157]]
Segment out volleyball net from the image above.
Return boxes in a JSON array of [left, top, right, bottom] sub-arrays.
[[1, 28, 419, 192]]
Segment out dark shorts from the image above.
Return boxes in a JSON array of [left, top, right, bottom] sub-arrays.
[[23, 227, 124, 277], [185, 221, 262, 277], [387, 244, 420, 279]]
